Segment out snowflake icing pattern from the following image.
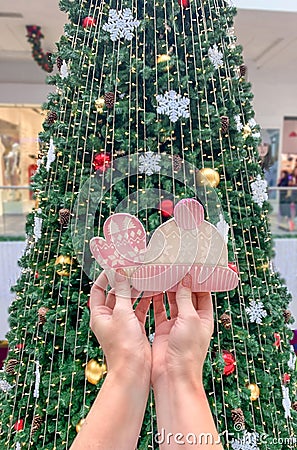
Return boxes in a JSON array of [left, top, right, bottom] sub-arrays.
[[208, 44, 224, 69], [156, 90, 190, 123], [246, 300, 267, 324], [251, 175, 268, 208], [231, 431, 259, 450], [139, 151, 161, 176], [103, 9, 140, 42]]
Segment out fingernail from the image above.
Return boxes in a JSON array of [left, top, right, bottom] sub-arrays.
[[115, 268, 126, 281], [182, 273, 192, 288]]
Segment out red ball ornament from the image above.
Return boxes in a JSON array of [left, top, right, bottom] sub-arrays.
[[14, 419, 24, 431], [82, 17, 96, 28], [35, 271, 39, 279], [178, 0, 190, 7], [16, 343, 24, 350], [228, 262, 238, 274], [283, 373, 291, 384], [222, 350, 235, 376], [93, 153, 111, 172], [159, 199, 174, 218]]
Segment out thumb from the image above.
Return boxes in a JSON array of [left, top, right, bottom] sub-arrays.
[[176, 274, 196, 317], [114, 269, 132, 311]]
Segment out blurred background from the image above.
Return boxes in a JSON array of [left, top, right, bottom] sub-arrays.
[[0, 0, 296, 345]]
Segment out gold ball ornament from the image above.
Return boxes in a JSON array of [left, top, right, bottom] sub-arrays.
[[198, 168, 220, 188], [76, 418, 86, 433], [242, 124, 252, 139], [247, 383, 260, 401], [95, 97, 105, 113], [85, 359, 106, 385], [157, 54, 172, 72], [55, 255, 72, 276]]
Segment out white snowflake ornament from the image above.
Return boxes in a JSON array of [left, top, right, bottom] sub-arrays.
[[231, 431, 259, 450], [282, 385, 292, 419], [288, 352, 296, 371], [33, 360, 41, 399], [216, 214, 229, 243], [15, 443, 21, 450], [149, 333, 155, 344], [234, 115, 243, 132], [34, 209, 43, 242], [251, 175, 268, 208], [0, 379, 13, 393], [208, 44, 223, 70], [139, 151, 161, 176], [46, 138, 56, 172], [60, 60, 69, 79], [103, 9, 140, 42], [156, 90, 190, 123], [246, 300, 267, 324]]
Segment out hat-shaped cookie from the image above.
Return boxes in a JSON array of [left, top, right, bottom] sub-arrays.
[[90, 198, 239, 293]]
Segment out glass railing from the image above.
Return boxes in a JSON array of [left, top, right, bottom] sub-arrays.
[[0, 186, 297, 239]]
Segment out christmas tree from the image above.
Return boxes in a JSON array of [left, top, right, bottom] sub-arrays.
[[0, 0, 296, 449]]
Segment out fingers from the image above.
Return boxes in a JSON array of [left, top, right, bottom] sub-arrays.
[[90, 271, 109, 309], [176, 274, 196, 317], [153, 293, 167, 327], [195, 292, 213, 321], [135, 296, 151, 326], [106, 291, 116, 310], [113, 269, 132, 312], [167, 292, 178, 319]]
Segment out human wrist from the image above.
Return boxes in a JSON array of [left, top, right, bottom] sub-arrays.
[[152, 366, 203, 392]]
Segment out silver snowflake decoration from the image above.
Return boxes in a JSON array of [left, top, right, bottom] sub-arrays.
[[149, 333, 155, 344], [34, 209, 43, 242], [216, 214, 229, 243], [15, 442, 21, 450], [46, 138, 55, 172], [208, 44, 223, 70], [234, 115, 243, 132], [0, 379, 13, 393], [282, 385, 292, 419], [103, 9, 140, 42], [246, 300, 267, 324], [139, 151, 161, 176], [288, 351, 296, 371], [33, 360, 41, 399], [60, 60, 69, 79], [231, 431, 259, 450], [251, 175, 268, 208], [156, 90, 190, 123]]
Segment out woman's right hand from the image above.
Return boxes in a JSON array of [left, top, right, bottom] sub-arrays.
[[151, 274, 213, 387]]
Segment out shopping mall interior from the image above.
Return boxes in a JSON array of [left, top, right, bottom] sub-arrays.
[[0, 0, 296, 343]]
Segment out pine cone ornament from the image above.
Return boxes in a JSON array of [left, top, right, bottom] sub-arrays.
[[239, 64, 247, 77], [231, 408, 245, 430], [221, 116, 230, 134], [46, 111, 58, 124], [59, 208, 71, 227], [283, 310, 292, 323], [31, 415, 43, 434], [56, 56, 63, 70], [104, 92, 115, 108], [173, 154, 182, 171], [5, 359, 18, 375], [220, 313, 231, 330], [292, 401, 297, 411], [38, 307, 49, 325]]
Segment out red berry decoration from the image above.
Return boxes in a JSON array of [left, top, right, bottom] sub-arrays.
[[274, 332, 281, 348], [93, 153, 111, 172], [178, 0, 190, 7], [228, 262, 238, 274], [14, 419, 24, 431], [159, 199, 174, 218], [15, 343, 24, 350], [82, 17, 96, 28], [222, 350, 235, 376]]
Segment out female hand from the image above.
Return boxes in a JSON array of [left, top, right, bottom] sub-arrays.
[[90, 269, 151, 379], [151, 274, 213, 386]]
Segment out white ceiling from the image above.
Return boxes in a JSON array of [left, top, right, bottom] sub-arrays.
[[0, 1, 296, 90]]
